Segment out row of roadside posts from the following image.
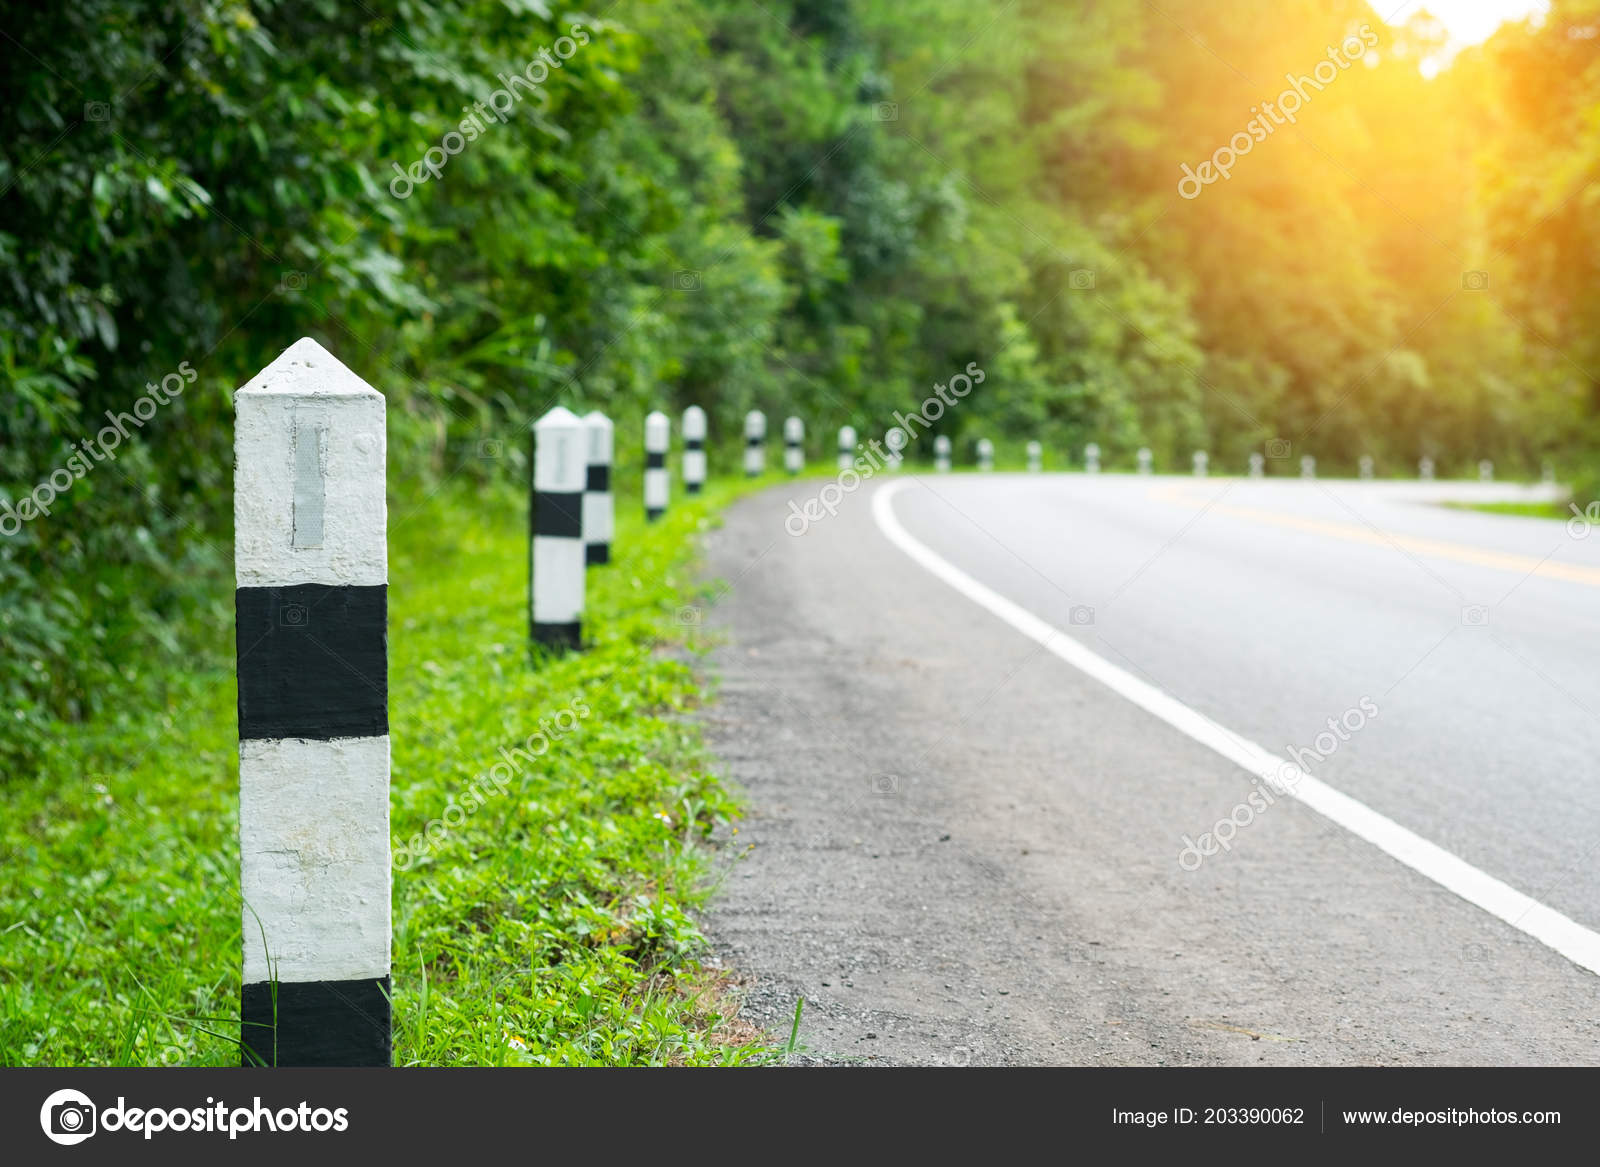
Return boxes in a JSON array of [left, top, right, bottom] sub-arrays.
[[534, 411, 1546, 649], [232, 339, 1554, 1068]]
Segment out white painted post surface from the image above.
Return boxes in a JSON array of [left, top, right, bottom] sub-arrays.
[[744, 410, 766, 477], [1026, 441, 1042, 473], [1248, 452, 1264, 478], [682, 405, 707, 495], [1084, 442, 1100, 474], [1193, 450, 1208, 477], [234, 337, 390, 1067], [1542, 460, 1556, 485], [645, 410, 670, 521], [1419, 456, 1435, 481], [582, 411, 614, 565], [838, 425, 857, 472], [784, 416, 805, 475], [1479, 459, 1494, 482], [531, 406, 585, 650], [977, 438, 994, 472], [1137, 447, 1153, 475], [1300, 455, 1316, 480], [1359, 455, 1374, 481], [884, 425, 905, 472], [934, 435, 952, 473]]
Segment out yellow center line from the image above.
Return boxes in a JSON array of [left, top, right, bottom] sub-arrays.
[[1148, 482, 1600, 588]]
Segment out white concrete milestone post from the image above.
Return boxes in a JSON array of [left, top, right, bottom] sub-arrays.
[[1084, 442, 1101, 474], [1419, 456, 1435, 481], [582, 411, 614, 565], [885, 426, 905, 471], [1301, 455, 1316, 480], [1137, 447, 1153, 475], [682, 405, 707, 495], [744, 410, 766, 477], [838, 425, 857, 472], [1193, 450, 1208, 477], [784, 415, 805, 475], [934, 434, 952, 473], [1359, 454, 1374, 480], [1026, 441, 1042, 473], [1479, 459, 1495, 482], [531, 406, 585, 651], [976, 438, 994, 472], [1248, 452, 1264, 478], [645, 409, 670, 521], [234, 337, 390, 1067]]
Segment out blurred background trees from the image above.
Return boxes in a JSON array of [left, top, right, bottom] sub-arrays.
[[2, 0, 1596, 764]]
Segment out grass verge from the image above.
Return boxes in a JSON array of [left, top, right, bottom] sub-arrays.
[[1439, 500, 1572, 520], [0, 472, 774, 1066]]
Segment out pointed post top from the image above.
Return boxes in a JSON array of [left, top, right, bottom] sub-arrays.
[[784, 416, 804, 440], [237, 337, 382, 400], [582, 410, 613, 430], [536, 405, 583, 430]]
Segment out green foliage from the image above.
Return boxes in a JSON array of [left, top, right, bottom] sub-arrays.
[[0, 474, 772, 1065], [2, 0, 1598, 759]]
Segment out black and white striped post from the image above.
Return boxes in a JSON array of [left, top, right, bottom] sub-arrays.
[[234, 337, 390, 1067], [1359, 454, 1374, 481], [1026, 441, 1042, 473], [934, 434, 952, 473], [1084, 442, 1101, 474], [885, 427, 905, 471], [838, 425, 857, 472], [582, 411, 613, 565], [1137, 447, 1153, 475], [784, 416, 805, 475], [1419, 456, 1435, 481], [976, 438, 994, 472], [1248, 452, 1264, 478], [1300, 454, 1316, 480], [1478, 459, 1494, 482], [744, 410, 766, 477], [682, 405, 707, 495], [1193, 450, 1208, 477], [531, 406, 585, 651], [645, 410, 670, 521]]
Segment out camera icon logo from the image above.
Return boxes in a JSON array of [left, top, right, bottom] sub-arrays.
[[873, 101, 899, 121], [675, 605, 702, 626], [278, 602, 309, 628], [1265, 438, 1292, 459], [1461, 604, 1489, 627], [278, 270, 308, 295], [1069, 604, 1095, 626], [672, 269, 702, 291], [1462, 270, 1489, 291], [40, 1088, 97, 1145], [1068, 268, 1096, 291], [83, 101, 111, 123], [477, 438, 503, 459]]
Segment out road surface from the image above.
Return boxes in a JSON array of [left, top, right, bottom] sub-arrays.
[[699, 472, 1600, 1064]]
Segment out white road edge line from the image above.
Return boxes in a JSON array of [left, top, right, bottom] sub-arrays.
[[872, 477, 1600, 977]]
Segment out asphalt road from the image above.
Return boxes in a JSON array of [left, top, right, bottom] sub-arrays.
[[699, 471, 1600, 1065]]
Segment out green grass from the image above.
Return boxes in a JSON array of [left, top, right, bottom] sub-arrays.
[[0, 472, 778, 1066], [1440, 500, 1572, 520]]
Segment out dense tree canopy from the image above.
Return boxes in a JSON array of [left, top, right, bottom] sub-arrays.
[[2, 0, 1596, 763]]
